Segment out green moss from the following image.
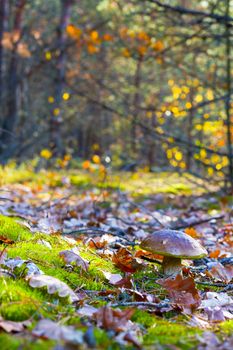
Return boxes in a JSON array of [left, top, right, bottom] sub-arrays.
[[6, 239, 118, 291], [0, 278, 44, 321], [70, 174, 93, 188], [144, 318, 201, 349], [0, 334, 55, 350], [219, 320, 233, 335], [94, 328, 135, 349], [0, 215, 32, 241], [0, 333, 21, 350], [79, 247, 118, 274], [132, 310, 157, 328], [134, 269, 164, 294]]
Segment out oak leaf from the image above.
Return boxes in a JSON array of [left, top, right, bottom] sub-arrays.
[[93, 306, 134, 333], [112, 247, 143, 273], [157, 274, 201, 313]]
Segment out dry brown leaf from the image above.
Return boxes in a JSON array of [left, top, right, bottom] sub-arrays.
[[112, 247, 143, 273], [135, 249, 163, 261], [157, 274, 201, 313], [93, 306, 134, 333], [209, 250, 221, 259], [0, 235, 15, 245], [87, 236, 108, 249], [102, 271, 133, 288], [185, 227, 200, 238], [59, 249, 89, 272], [206, 262, 233, 283]]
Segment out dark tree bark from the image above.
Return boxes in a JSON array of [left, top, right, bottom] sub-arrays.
[[49, 0, 74, 156], [225, 0, 233, 191], [131, 56, 142, 155], [0, 0, 6, 106], [1, 0, 26, 158]]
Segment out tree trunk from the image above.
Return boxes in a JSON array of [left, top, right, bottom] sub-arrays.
[[131, 56, 142, 155], [0, 0, 6, 106], [0, 0, 26, 159], [49, 0, 73, 156], [225, 0, 233, 192]]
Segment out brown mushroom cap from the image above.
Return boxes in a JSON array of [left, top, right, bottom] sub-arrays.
[[140, 229, 207, 259]]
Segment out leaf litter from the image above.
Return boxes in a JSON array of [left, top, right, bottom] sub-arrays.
[[0, 176, 232, 348]]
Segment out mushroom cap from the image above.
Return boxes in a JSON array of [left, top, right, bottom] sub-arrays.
[[140, 229, 207, 259]]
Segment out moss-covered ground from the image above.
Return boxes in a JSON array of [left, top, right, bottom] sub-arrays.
[[0, 164, 232, 349]]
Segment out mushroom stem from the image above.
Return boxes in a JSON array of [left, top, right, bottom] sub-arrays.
[[162, 256, 182, 275]]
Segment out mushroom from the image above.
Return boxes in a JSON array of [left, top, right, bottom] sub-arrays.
[[140, 229, 207, 275]]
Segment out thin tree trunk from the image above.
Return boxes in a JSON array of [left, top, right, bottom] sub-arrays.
[[49, 0, 73, 156], [225, 0, 233, 191], [1, 0, 26, 158], [131, 56, 142, 155], [186, 86, 194, 171], [0, 0, 6, 106]]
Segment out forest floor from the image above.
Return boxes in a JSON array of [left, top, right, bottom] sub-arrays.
[[0, 164, 232, 350]]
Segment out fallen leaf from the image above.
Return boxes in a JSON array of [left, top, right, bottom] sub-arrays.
[[0, 317, 31, 333], [112, 247, 143, 273], [135, 249, 163, 261], [28, 275, 79, 302], [209, 250, 221, 259], [102, 271, 123, 285], [0, 235, 14, 245], [102, 271, 134, 288], [157, 274, 201, 313], [206, 262, 233, 283], [59, 249, 89, 272], [93, 306, 134, 333], [87, 236, 108, 249], [188, 315, 210, 329], [32, 319, 83, 344], [200, 292, 233, 309], [3, 257, 43, 277], [185, 227, 200, 238], [200, 292, 233, 322], [0, 248, 7, 264], [77, 305, 98, 317], [197, 331, 220, 350]]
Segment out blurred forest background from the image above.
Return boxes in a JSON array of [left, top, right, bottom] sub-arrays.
[[0, 0, 232, 189]]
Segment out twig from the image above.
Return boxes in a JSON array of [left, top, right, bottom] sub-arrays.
[[140, 255, 162, 265], [172, 214, 224, 230], [36, 194, 73, 212], [223, 284, 233, 292], [64, 227, 134, 245], [120, 194, 165, 228], [111, 301, 170, 308], [195, 281, 228, 288], [0, 268, 16, 279], [219, 257, 233, 266]]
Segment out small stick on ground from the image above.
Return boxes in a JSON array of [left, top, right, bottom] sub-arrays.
[[111, 301, 170, 309], [172, 214, 224, 230], [195, 281, 228, 288], [64, 227, 134, 245]]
